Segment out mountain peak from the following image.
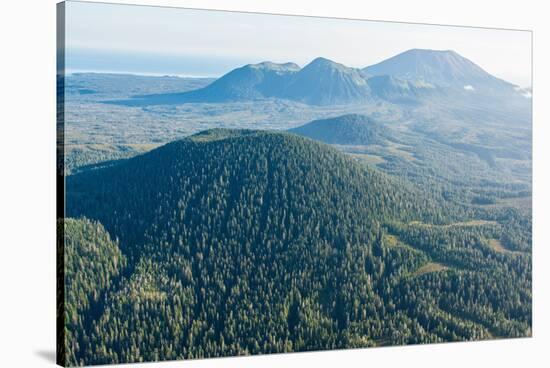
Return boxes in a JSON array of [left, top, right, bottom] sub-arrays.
[[363, 48, 513, 90], [109, 49, 519, 107], [309, 56, 336, 64], [402, 49, 471, 63], [249, 61, 300, 73], [284, 58, 370, 105], [406, 48, 456, 55], [303, 57, 354, 73]]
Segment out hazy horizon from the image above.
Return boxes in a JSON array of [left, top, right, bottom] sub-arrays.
[[64, 1, 532, 87]]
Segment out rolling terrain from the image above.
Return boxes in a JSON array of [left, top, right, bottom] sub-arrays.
[[109, 49, 530, 111], [59, 47, 532, 366], [62, 49, 531, 178], [290, 113, 531, 207], [62, 130, 531, 365]]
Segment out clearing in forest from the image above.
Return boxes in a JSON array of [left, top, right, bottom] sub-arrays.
[[486, 238, 523, 255], [408, 220, 498, 228], [411, 262, 449, 277]]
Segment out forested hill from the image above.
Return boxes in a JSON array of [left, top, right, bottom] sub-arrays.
[[67, 129, 458, 252], [63, 129, 531, 365], [67, 129, 449, 258], [289, 114, 388, 145]]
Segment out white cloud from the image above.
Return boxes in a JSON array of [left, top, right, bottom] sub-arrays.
[[463, 85, 475, 91]]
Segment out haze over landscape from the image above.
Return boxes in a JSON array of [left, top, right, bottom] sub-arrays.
[[64, 1, 532, 87], [58, 2, 532, 367]]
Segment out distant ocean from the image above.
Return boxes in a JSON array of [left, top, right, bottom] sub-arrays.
[[65, 69, 216, 79], [65, 48, 255, 79]]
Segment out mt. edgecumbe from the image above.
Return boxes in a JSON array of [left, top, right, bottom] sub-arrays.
[[108, 49, 527, 106], [362, 49, 516, 92]]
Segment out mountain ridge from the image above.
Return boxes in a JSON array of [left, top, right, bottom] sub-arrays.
[[107, 49, 528, 106]]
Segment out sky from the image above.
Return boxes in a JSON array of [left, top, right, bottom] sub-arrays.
[[64, 1, 532, 87]]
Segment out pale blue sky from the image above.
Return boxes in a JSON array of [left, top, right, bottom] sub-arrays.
[[64, 1, 532, 87]]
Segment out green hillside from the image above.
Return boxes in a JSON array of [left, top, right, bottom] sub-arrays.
[[58, 218, 126, 367], [289, 114, 387, 146], [63, 129, 531, 365]]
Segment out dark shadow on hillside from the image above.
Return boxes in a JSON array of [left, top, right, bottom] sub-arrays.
[[71, 157, 128, 175]]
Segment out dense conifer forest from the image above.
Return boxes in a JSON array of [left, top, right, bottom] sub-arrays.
[[60, 130, 531, 366]]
